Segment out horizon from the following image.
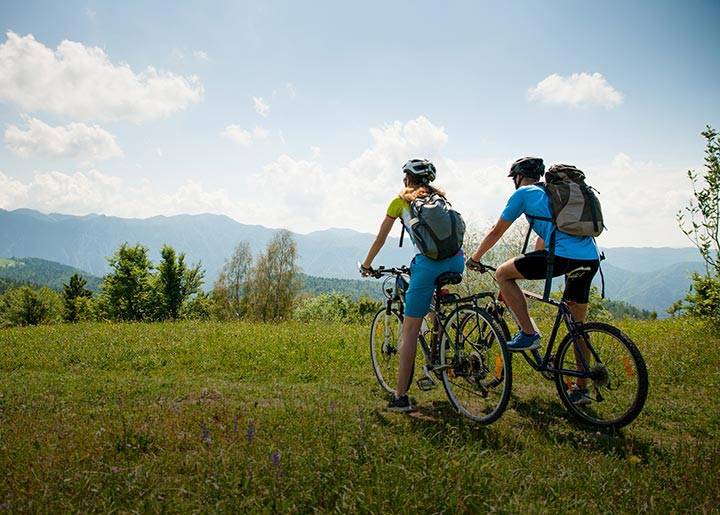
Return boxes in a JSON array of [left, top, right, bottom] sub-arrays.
[[1, 1, 719, 247], [0, 206, 701, 250]]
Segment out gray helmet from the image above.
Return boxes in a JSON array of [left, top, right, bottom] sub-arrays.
[[508, 156, 544, 179], [402, 159, 436, 183]]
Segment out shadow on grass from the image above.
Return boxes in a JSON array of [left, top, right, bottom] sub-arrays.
[[375, 399, 524, 451], [510, 395, 668, 461]]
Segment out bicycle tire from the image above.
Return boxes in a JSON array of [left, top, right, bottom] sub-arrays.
[[369, 307, 403, 394], [554, 322, 649, 430], [440, 306, 512, 424]]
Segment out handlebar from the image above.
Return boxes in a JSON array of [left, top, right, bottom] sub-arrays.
[[359, 262, 410, 278], [465, 258, 497, 273]]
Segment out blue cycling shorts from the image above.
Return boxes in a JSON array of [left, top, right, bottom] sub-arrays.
[[405, 252, 465, 318]]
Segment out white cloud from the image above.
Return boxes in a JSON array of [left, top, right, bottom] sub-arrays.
[[0, 169, 233, 217], [192, 50, 209, 61], [0, 31, 204, 122], [286, 82, 296, 98], [310, 146, 321, 158], [84, 8, 96, 20], [528, 72, 623, 108], [156, 147, 163, 157], [253, 96, 270, 117], [5, 116, 123, 161], [221, 125, 269, 147], [589, 153, 691, 246]]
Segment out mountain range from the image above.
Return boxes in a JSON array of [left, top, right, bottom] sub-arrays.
[[0, 208, 704, 313]]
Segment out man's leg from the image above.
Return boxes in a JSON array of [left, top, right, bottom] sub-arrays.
[[495, 259, 535, 335], [396, 316, 423, 397], [567, 301, 591, 389]]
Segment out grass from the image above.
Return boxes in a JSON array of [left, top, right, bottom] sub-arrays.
[[0, 318, 718, 513]]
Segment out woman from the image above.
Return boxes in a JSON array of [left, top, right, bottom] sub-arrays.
[[360, 159, 465, 412]]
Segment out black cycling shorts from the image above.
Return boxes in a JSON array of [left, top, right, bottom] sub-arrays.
[[513, 250, 599, 304]]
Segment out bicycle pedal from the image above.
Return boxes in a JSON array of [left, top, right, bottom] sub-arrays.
[[416, 377, 437, 391]]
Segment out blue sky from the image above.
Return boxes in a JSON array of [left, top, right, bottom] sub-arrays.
[[0, 0, 718, 246]]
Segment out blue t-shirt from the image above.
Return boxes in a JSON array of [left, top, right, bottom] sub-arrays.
[[500, 184, 599, 260]]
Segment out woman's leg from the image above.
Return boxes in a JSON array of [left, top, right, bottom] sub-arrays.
[[396, 316, 423, 397]]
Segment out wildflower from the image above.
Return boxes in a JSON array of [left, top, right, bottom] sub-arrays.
[[200, 423, 212, 445], [246, 420, 256, 444], [270, 449, 281, 466]]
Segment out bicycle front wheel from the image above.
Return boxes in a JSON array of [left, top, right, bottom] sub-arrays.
[[369, 307, 403, 394], [440, 306, 512, 424], [554, 322, 649, 429]]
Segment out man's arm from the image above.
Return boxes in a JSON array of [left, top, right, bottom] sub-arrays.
[[534, 236, 545, 251], [471, 218, 512, 262]]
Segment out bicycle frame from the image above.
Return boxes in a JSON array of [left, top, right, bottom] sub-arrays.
[[501, 288, 602, 379]]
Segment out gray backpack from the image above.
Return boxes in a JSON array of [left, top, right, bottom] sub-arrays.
[[522, 165, 605, 300], [400, 193, 465, 260], [544, 164, 604, 237]]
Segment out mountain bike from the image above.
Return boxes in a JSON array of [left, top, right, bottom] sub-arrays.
[[366, 265, 512, 424], [469, 263, 649, 430]]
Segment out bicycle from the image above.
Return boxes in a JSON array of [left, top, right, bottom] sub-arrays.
[[468, 263, 649, 430], [365, 265, 513, 424]]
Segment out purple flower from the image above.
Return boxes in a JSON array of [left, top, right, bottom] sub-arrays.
[[245, 420, 256, 444], [200, 423, 212, 445], [270, 449, 281, 467]]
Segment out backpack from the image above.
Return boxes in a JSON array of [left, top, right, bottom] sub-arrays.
[[544, 164, 604, 237], [522, 165, 605, 300], [399, 193, 465, 260]]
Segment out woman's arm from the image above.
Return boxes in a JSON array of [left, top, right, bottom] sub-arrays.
[[471, 218, 512, 262], [362, 216, 396, 269]]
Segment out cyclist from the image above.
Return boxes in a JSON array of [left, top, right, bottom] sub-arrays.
[[360, 159, 465, 412], [466, 156, 600, 405]]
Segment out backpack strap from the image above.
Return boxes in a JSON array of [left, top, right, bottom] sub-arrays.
[[399, 220, 405, 248], [543, 229, 557, 300]]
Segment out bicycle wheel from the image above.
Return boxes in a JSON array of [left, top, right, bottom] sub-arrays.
[[440, 306, 512, 424], [554, 322, 648, 429], [369, 307, 403, 394]]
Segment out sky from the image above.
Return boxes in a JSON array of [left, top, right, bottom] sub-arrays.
[[0, 0, 718, 247]]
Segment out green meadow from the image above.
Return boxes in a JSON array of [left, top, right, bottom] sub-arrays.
[[1, 318, 718, 513]]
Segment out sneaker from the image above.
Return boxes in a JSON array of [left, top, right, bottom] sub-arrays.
[[567, 385, 592, 406], [507, 331, 541, 352], [387, 395, 413, 412]]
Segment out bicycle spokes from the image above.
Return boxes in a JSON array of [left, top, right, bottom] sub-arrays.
[[555, 323, 648, 429]]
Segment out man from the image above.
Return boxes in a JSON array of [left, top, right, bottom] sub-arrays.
[[466, 156, 600, 404]]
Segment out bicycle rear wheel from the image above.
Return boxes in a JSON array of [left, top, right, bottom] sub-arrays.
[[554, 322, 648, 429], [440, 306, 512, 424]]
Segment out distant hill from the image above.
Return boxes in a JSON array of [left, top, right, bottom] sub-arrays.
[[300, 273, 383, 300], [0, 255, 387, 301], [0, 208, 705, 313], [0, 257, 103, 292], [0, 208, 413, 281]]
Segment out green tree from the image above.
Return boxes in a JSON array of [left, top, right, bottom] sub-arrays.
[[678, 126, 720, 275], [676, 126, 720, 324], [99, 243, 153, 321], [62, 273, 93, 322], [154, 245, 204, 320], [212, 242, 253, 319], [245, 230, 301, 321], [0, 286, 63, 327]]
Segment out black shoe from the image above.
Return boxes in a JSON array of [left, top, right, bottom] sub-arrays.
[[387, 395, 412, 412]]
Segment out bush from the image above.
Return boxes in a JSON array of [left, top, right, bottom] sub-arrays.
[[0, 286, 63, 327], [294, 293, 381, 324], [683, 273, 720, 325]]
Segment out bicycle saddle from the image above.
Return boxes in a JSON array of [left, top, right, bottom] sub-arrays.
[[435, 272, 463, 287]]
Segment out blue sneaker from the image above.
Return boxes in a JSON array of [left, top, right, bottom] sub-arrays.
[[567, 385, 592, 406], [507, 331, 541, 352]]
